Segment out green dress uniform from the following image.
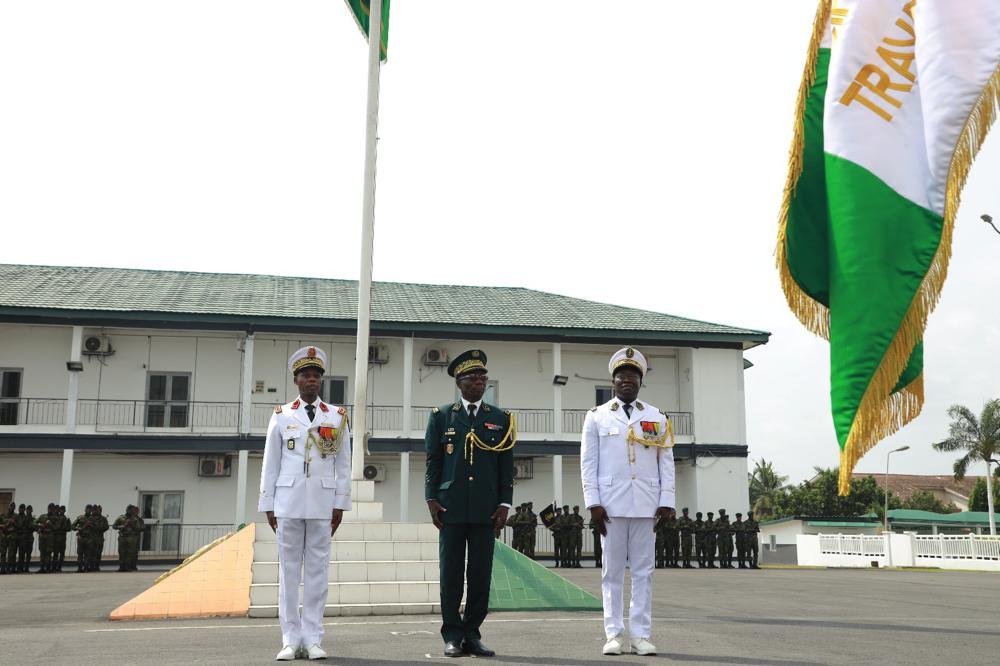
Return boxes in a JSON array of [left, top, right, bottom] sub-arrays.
[[425, 395, 515, 646]]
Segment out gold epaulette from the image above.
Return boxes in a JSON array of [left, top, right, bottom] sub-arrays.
[[337, 406, 347, 416], [274, 405, 282, 414], [432, 406, 440, 414]]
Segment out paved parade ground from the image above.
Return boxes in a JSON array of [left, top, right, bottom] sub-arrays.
[[2, 566, 999, 665]]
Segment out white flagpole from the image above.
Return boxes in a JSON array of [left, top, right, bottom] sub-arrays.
[[351, 0, 383, 481]]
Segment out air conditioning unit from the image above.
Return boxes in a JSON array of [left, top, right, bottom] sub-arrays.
[[513, 457, 534, 480], [422, 347, 449, 366], [82, 335, 114, 356], [368, 345, 390, 365], [198, 455, 231, 477], [363, 463, 387, 482]]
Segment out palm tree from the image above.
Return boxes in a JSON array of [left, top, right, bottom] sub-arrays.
[[932, 399, 1000, 535], [749, 458, 789, 520]]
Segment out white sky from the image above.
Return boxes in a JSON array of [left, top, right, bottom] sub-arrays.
[[1, 1, 998, 483]]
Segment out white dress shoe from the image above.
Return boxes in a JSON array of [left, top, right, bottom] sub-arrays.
[[275, 645, 297, 661], [631, 637, 657, 655], [305, 644, 328, 660], [602, 634, 625, 655]]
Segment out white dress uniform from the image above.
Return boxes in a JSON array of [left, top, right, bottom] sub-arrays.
[[580, 348, 675, 647], [258, 347, 352, 654]]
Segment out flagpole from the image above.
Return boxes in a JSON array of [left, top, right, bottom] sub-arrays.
[[351, 0, 383, 481]]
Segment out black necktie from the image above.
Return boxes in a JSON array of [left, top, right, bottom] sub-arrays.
[[623, 403, 632, 418], [305, 404, 316, 422], [468, 404, 477, 420]]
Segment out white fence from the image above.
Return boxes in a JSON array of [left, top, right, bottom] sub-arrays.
[[800, 533, 1000, 571]]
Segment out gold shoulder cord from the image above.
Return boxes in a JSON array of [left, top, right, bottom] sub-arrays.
[[464, 412, 517, 464], [625, 419, 675, 464]]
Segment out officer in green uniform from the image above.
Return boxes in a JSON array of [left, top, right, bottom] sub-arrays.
[[704, 511, 717, 568], [0, 503, 14, 574], [54, 506, 71, 572], [425, 350, 514, 658], [677, 507, 694, 568], [746, 510, 761, 569], [734, 513, 747, 568]]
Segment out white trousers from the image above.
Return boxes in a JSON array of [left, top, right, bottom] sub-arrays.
[[276, 518, 331, 648], [600, 516, 655, 640]]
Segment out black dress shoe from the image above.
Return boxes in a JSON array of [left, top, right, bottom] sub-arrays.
[[462, 639, 495, 657], [444, 641, 464, 657]]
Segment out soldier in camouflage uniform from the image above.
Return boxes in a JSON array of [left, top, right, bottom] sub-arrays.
[[92, 504, 109, 571], [53, 506, 71, 572], [589, 515, 602, 567], [654, 515, 666, 568], [666, 512, 680, 568], [693, 512, 706, 568], [15, 504, 35, 573], [508, 505, 524, 554], [716, 510, 733, 568], [745, 511, 761, 569], [549, 507, 564, 567], [35, 504, 56, 573], [704, 511, 717, 568], [677, 507, 694, 568], [0, 503, 14, 574], [114, 504, 145, 571], [72, 505, 94, 572], [560, 505, 573, 567], [571, 506, 585, 567], [734, 513, 747, 568], [524, 503, 537, 559]]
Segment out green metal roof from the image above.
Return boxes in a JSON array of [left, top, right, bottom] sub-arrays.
[[887, 509, 994, 525], [0, 264, 770, 346]]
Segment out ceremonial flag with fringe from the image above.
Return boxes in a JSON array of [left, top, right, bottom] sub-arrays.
[[345, 0, 390, 62], [777, 1, 1000, 494]]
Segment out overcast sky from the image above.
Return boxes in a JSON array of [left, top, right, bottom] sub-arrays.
[[1, 2, 998, 483]]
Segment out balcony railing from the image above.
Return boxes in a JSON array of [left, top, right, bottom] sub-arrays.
[[0, 397, 692, 437]]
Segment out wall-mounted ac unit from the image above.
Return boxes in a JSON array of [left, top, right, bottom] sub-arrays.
[[422, 347, 449, 366], [198, 455, 231, 477], [368, 345, 390, 365], [82, 335, 114, 356], [363, 463, 387, 482]]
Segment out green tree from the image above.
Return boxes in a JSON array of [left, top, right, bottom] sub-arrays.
[[968, 477, 1000, 512], [748, 459, 789, 520], [932, 399, 1000, 534], [774, 468, 900, 519], [900, 490, 958, 513]]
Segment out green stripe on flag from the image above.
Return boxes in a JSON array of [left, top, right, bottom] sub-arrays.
[[345, 0, 390, 62]]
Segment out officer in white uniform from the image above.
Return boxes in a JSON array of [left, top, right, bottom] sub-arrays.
[[580, 347, 675, 656], [259, 346, 352, 661]]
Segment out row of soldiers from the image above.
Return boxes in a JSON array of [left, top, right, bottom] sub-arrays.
[[509, 503, 589, 567], [655, 508, 761, 569], [0, 503, 144, 573]]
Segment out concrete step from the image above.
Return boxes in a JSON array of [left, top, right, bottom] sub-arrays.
[[253, 522, 437, 543], [252, 560, 439, 584], [250, 580, 439, 606], [253, 540, 439, 563], [247, 602, 440, 618]]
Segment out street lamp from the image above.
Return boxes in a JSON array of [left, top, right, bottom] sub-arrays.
[[884, 445, 910, 533]]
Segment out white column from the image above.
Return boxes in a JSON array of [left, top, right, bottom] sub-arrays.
[[60, 326, 83, 507], [399, 451, 410, 522], [552, 342, 563, 439], [234, 450, 249, 527], [239, 334, 255, 435], [553, 455, 563, 507], [402, 337, 413, 435]]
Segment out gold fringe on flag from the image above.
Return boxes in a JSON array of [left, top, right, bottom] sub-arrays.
[[775, 0, 832, 340], [838, 62, 1000, 495]]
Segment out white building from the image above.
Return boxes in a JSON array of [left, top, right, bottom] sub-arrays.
[[0, 264, 768, 555]]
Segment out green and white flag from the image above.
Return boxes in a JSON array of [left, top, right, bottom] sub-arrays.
[[345, 0, 390, 62], [778, 1, 1000, 494]]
